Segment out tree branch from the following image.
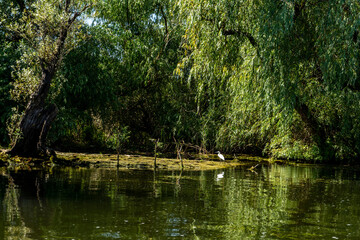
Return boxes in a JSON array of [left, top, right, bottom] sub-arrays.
[[159, 5, 168, 38], [70, 3, 92, 24], [200, 13, 258, 48], [353, 30, 358, 43], [14, 0, 25, 12], [222, 29, 258, 48], [65, 0, 71, 12], [293, 1, 306, 21]]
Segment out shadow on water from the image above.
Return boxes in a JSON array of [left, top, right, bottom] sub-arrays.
[[1, 164, 360, 239]]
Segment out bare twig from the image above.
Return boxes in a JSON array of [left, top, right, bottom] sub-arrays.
[[173, 137, 184, 170], [154, 138, 159, 169]]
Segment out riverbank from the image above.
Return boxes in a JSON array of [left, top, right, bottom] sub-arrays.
[[0, 149, 268, 170]]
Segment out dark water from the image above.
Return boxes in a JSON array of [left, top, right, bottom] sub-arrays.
[[1, 163, 360, 239]]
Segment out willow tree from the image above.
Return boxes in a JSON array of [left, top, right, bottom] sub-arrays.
[[176, 0, 360, 161], [95, 0, 192, 147], [5, 0, 93, 157]]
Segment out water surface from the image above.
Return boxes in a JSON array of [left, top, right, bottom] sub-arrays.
[[1, 163, 360, 239]]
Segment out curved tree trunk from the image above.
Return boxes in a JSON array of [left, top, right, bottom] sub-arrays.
[[7, 70, 58, 157], [5, 1, 92, 158]]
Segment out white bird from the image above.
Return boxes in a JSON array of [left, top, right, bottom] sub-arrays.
[[215, 151, 225, 161]]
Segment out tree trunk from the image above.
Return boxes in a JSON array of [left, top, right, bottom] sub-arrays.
[[294, 98, 335, 161], [7, 70, 58, 157], [5, 1, 91, 158]]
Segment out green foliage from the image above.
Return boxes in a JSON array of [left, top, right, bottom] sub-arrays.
[[2, 0, 360, 162], [0, 38, 17, 145], [106, 126, 131, 152], [94, 0, 195, 149], [173, 0, 360, 161], [53, 27, 117, 110], [6, 0, 94, 103], [1, 0, 98, 150]]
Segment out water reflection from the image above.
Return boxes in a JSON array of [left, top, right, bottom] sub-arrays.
[[0, 164, 360, 239]]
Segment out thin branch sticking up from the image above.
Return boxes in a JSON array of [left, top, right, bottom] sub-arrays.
[[154, 138, 159, 169], [173, 137, 184, 170]]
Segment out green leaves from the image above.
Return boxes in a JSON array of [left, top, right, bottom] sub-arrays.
[[174, 0, 360, 161], [2, 0, 360, 160]]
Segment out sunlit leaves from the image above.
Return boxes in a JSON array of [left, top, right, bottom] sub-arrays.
[[5, 0, 95, 103], [2, 0, 360, 160], [174, 0, 360, 160]]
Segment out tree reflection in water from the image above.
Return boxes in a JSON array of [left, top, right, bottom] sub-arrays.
[[2, 172, 31, 240], [0, 164, 359, 239]]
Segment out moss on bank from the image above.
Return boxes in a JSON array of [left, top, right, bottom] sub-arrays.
[[1, 148, 269, 170], [55, 152, 251, 170]]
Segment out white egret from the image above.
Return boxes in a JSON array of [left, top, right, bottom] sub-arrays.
[[215, 151, 225, 161]]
